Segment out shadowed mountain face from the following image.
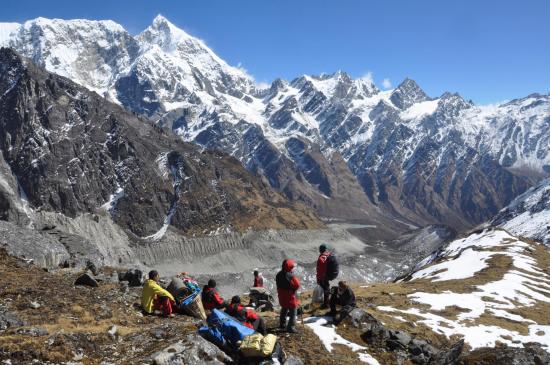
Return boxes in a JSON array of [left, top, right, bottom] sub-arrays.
[[1, 16, 548, 233], [0, 48, 322, 239]]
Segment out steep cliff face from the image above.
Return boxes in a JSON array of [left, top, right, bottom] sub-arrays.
[[0, 48, 322, 239], [1, 16, 548, 232]]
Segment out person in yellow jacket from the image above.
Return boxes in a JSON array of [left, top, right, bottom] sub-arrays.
[[142, 270, 176, 317]]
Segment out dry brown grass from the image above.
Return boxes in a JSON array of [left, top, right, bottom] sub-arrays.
[[466, 312, 530, 335]]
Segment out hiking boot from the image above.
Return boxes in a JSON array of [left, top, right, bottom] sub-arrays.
[[287, 327, 298, 334]]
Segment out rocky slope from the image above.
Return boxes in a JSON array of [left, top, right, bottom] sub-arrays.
[[1, 16, 548, 233], [0, 226, 548, 364], [0, 47, 322, 243]]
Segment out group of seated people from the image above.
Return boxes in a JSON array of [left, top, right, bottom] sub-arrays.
[[201, 278, 267, 334], [141, 266, 354, 333], [141, 269, 267, 334]]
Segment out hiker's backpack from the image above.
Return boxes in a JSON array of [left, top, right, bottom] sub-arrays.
[[207, 309, 256, 344], [326, 253, 339, 281]]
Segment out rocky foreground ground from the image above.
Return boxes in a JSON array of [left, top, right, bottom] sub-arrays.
[[1, 228, 549, 365]]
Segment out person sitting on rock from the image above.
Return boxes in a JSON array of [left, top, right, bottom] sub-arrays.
[[201, 279, 227, 310], [253, 270, 264, 288], [142, 270, 176, 318], [327, 281, 356, 325], [225, 295, 267, 335]]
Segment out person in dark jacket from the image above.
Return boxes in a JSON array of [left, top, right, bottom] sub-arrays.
[[253, 270, 264, 288], [276, 259, 300, 333], [225, 295, 266, 335], [317, 244, 337, 309], [328, 281, 356, 325], [201, 279, 227, 310]]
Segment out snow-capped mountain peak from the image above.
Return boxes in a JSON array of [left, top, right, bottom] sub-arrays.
[[390, 77, 429, 109], [1, 16, 548, 231], [139, 14, 195, 53]]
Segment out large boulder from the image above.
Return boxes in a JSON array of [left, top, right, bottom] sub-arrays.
[[0, 310, 25, 330], [461, 343, 550, 365], [119, 269, 143, 287], [74, 272, 99, 288], [149, 334, 232, 365], [351, 309, 464, 365]]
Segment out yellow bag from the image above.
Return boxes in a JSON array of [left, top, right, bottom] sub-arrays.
[[240, 333, 264, 357], [260, 334, 277, 356], [240, 333, 278, 357]]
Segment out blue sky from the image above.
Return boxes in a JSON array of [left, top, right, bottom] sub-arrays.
[[2, 0, 549, 104]]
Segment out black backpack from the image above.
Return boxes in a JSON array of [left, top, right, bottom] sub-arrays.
[[326, 254, 339, 281]]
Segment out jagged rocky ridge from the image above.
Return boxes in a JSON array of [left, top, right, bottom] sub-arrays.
[[0, 47, 322, 242], [1, 16, 548, 234]]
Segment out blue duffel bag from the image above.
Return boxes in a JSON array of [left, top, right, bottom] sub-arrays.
[[207, 309, 255, 344], [198, 325, 226, 347]]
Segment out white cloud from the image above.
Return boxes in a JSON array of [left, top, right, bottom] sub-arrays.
[[382, 78, 392, 89], [360, 71, 374, 84], [256, 81, 270, 89]]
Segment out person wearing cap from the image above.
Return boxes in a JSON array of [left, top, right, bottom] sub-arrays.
[[201, 279, 227, 310], [225, 295, 267, 335], [253, 270, 264, 288], [327, 281, 356, 325], [275, 259, 301, 333], [141, 270, 176, 317], [316, 243, 338, 309]]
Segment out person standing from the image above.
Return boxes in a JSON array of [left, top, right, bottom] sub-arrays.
[[276, 259, 300, 333], [328, 281, 356, 325], [316, 244, 339, 309], [253, 270, 264, 288], [141, 270, 176, 318]]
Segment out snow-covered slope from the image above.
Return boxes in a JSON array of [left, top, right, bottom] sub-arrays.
[[1, 16, 549, 230], [375, 229, 550, 351], [491, 177, 550, 245]]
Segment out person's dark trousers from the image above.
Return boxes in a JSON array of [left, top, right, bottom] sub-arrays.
[[319, 277, 330, 307], [279, 307, 297, 330], [329, 293, 355, 324], [329, 291, 338, 315], [253, 317, 267, 335]]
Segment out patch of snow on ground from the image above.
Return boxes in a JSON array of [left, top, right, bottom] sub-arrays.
[[304, 316, 380, 365], [388, 229, 550, 350], [378, 307, 550, 350], [411, 248, 494, 282]]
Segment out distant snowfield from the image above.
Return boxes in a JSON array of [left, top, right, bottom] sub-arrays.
[[494, 177, 550, 246], [380, 229, 550, 350]]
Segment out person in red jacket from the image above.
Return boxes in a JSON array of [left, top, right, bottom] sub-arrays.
[[201, 279, 227, 311], [225, 295, 266, 335], [316, 244, 332, 309], [276, 259, 300, 333], [253, 270, 264, 288]]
